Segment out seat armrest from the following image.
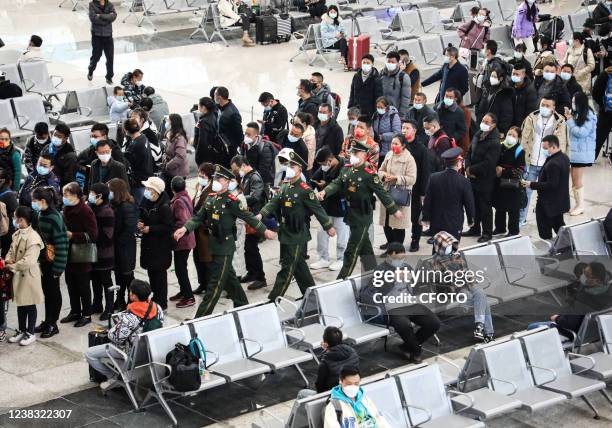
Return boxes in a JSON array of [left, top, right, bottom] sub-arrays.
[[241, 337, 264, 358], [321, 313, 344, 328], [448, 390, 475, 413], [404, 402, 432, 424], [275, 296, 298, 315], [149, 361, 172, 383], [489, 376, 518, 395], [528, 364, 558, 385], [204, 349, 219, 368], [504, 265, 527, 283], [77, 106, 93, 117], [357, 302, 383, 323], [15, 115, 30, 130], [284, 326, 306, 348], [22, 78, 36, 91], [568, 352, 596, 374], [50, 75, 64, 89]]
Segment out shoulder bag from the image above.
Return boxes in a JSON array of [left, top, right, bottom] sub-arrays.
[[389, 185, 411, 207], [69, 233, 98, 264]]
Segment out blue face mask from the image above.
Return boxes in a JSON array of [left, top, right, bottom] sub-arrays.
[[143, 189, 153, 201], [62, 197, 75, 207], [88, 194, 97, 205], [287, 135, 299, 143], [264, 105, 272, 111], [108, 191, 114, 201], [31, 201, 42, 212], [90, 138, 98, 147], [51, 136, 63, 147], [413, 103, 423, 110], [36, 165, 50, 176], [12, 219, 19, 230]]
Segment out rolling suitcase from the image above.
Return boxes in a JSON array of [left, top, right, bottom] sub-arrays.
[[347, 35, 370, 70], [256, 15, 278, 45], [88, 328, 110, 383], [275, 13, 292, 42]]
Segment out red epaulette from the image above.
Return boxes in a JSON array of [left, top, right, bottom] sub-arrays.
[[364, 167, 375, 174], [227, 193, 238, 201], [300, 182, 311, 190], [208, 193, 216, 197], [344, 163, 352, 167]]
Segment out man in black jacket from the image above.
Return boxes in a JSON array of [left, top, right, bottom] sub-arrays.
[[464, 113, 501, 243], [422, 147, 475, 241], [258, 92, 287, 143], [522, 134, 570, 240], [315, 104, 344, 155], [402, 120, 430, 252], [534, 63, 571, 114], [41, 123, 78, 189], [348, 54, 383, 118], [23, 122, 50, 174], [87, 0, 117, 84], [277, 124, 309, 165], [405, 92, 435, 146], [231, 155, 267, 290], [296, 79, 321, 124], [435, 88, 467, 144], [593, 66, 612, 160], [559, 64, 585, 99], [215, 87, 243, 160], [78, 123, 126, 172], [0, 71, 22, 100], [314, 327, 359, 392], [511, 65, 538, 128], [89, 140, 128, 189], [194, 97, 219, 166], [311, 147, 349, 271], [243, 122, 275, 186], [422, 46, 468, 103]]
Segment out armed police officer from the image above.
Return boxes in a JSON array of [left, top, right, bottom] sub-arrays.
[[257, 151, 336, 301], [318, 140, 402, 279], [174, 165, 277, 317]]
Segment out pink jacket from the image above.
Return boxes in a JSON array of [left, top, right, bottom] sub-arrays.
[[457, 19, 491, 50], [171, 191, 196, 251]]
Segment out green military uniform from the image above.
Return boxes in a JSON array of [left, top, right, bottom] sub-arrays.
[[184, 165, 267, 317], [259, 152, 333, 301], [322, 141, 398, 279]]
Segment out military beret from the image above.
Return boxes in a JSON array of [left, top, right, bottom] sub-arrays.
[[350, 140, 370, 153], [288, 151, 307, 169], [213, 164, 235, 180], [441, 147, 464, 161]]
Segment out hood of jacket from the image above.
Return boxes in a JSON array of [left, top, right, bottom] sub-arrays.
[[171, 190, 192, 207], [323, 344, 356, 363], [148, 94, 165, 106]]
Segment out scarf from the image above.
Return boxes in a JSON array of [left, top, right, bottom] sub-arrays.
[[330, 385, 375, 426]]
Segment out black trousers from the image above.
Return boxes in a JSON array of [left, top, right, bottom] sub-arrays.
[[494, 207, 520, 236], [17, 305, 37, 334], [88, 34, 114, 79], [387, 305, 440, 353], [384, 213, 406, 246], [536, 204, 565, 240], [595, 111, 612, 160], [114, 271, 134, 308], [411, 192, 423, 241], [192, 248, 211, 291], [66, 271, 92, 317], [91, 269, 114, 313], [331, 38, 349, 61], [245, 234, 266, 281], [472, 188, 493, 236], [41, 266, 62, 325], [174, 250, 193, 299], [148, 269, 168, 309]]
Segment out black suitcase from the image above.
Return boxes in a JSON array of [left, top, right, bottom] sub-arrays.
[[256, 15, 278, 45], [88, 329, 110, 383]]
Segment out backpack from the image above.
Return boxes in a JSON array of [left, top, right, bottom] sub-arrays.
[[165, 342, 201, 392], [605, 74, 612, 113], [428, 133, 458, 172], [0, 189, 12, 237], [330, 92, 342, 120]]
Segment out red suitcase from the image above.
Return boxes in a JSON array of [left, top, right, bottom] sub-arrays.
[[348, 35, 370, 70]]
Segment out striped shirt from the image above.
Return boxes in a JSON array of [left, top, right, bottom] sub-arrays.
[[38, 208, 69, 275]]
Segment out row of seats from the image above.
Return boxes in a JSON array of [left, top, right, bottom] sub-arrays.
[[122, 0, 208, 31], [0, 60, 65, 101], [0, 94, 57, 138]]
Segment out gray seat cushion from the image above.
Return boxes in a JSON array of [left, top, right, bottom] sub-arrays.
[[570, 352, 612, 381], [513, 273, 569, 293], [484, 282, 534, 303], [541, 374, 606, 398], [253, 348, 312, 370], [289, 323, 326, 349], [342, 323, 389, 344], [513, 387, 566, 412], [452, 388, 521, 419], [421, 413, 485, 428], [195, 372, 226, 391], [210, 358, 269, 382]]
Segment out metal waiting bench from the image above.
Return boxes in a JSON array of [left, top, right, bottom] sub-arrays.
[[124, 0, 206, 31], [19, 60, 67, 101], [59, 87, 111, 127]]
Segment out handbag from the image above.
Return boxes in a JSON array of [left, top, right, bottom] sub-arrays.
[[389, 185, 411, 207], [499, 178, 521, 189], [165, 343, 201, 392], [69, 233, 98, 264]]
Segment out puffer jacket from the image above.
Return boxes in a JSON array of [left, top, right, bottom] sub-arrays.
[[147, 94, 169, 129], [567, 110, 597, 164], [89, 0, 116, 37], [372, 106, 401, 158], [171, 190, 196, 251], [476, 79, 515, 135], [320, 13, 346, 48], [348, 67, 383, 118], [563, 45, 596, 93], [315, 344, 360, 393], [108, 96, 129, 123], [511, 1, 538, 39], [120, 72, 144, 103], [380, 68, 411, 118], [218, 0, 241, 28]]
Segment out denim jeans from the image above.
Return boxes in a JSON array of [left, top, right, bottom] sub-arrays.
[[463, 287, 493, 334], [316, 216, 349, 262], [519, 164, 542, 224]]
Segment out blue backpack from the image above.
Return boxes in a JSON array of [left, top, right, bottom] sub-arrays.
[[188, 336, 206, 374], [605, 74, 612, 113]]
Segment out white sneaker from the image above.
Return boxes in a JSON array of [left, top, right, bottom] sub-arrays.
[[19, 332, 36, 346], [310, 259, 331, 270], [100, 379, 115, 391], [8, 331, 24, 343], [329, 260, 344, 271]]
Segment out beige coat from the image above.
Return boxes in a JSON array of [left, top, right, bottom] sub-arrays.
[[521, 110, 569, 165], [378, 148, 417, 229], [6, 227, 44, 306], [563, 45, 595, 93]]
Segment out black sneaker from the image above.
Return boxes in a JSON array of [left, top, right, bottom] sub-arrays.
[[34, 321, 48, 334], [169, 292, 183, 302], [423, 229, 433, 236], [427, 237, 434, 245], [193, 286, 206, 295], [240, 274, 256, 284], [40, 324, 59, 339], [477, 235, 492, 243], [74, 317, 92, 328], [113, 299, 127, 311], [473, 322, 485, 340], [462, 228, 481, 237], [99, 312, 111, 322], [379, 243, 388, 250], [409, 239, 419, 252], [106, 78, 113, 85], [87, 73, 93, 81], [247, 280, 266, 290], [91, 305, 104, 315], [60, 313, 81, 324], [491, 229, 505, 236], [483, 334, 494, 343]]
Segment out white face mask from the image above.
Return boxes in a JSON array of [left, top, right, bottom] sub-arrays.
[[361, 63, 372, 73], [480, 122, 491, 132], [385, 62, 397, 72], [238, 169, 246, 178], [376, 108, 386, 115], [198, 177, 208, 187], [244, 136, 254, 145], [579, 273, 588, 285], [543, 71, 556, 81], [475, 15, 485, 23], [444, 245, 453, 256], [413, 103, 424, 110], [511, 75, 522, 84], [539, 106, 552, 117], [504, 136, 518, 146], [349, 154, 361, 165], [97, 153, 111, 163], [329, 12, 337, 19], [489, 77, 500, 86], [318, 112, 329, 122], [321, 164, 331, 172], [559, 72, 571, 81], [285, 166, 297, 179], [342, 385, 360, 398], [350, 119, 358, 126], [211, 180, 223, 192], [228, 180, 238, 191], [424, 128, 434, 137], [279, 164, 288, 172], [513, 51, 523, 59]]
